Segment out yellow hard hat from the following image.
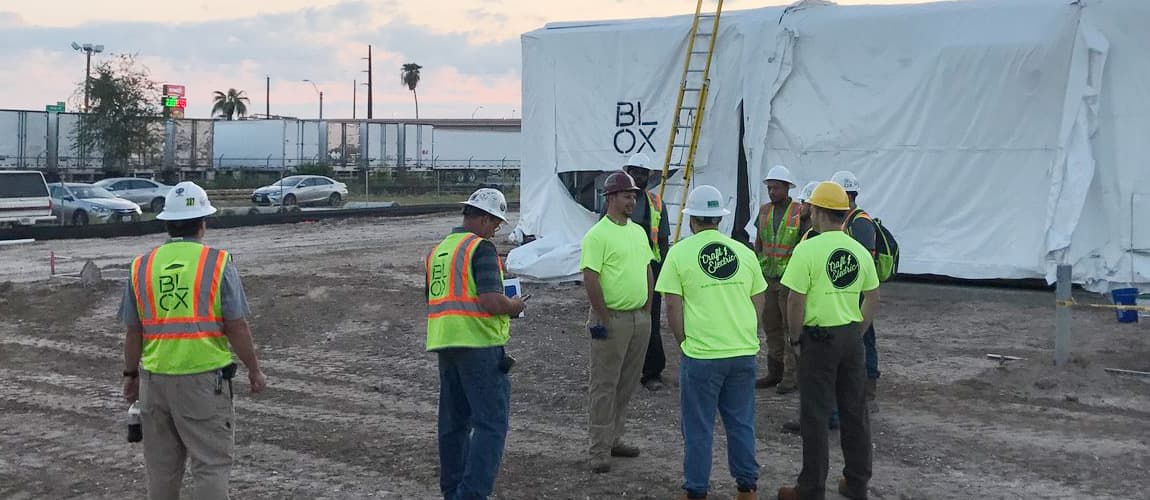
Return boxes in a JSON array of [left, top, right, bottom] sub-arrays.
[[807, 181, 850, 211]]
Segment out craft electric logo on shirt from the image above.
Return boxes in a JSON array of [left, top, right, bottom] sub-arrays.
[[827, 249, 860, 289], [614, 101, 659, 155], [699, 242, 738, 280]]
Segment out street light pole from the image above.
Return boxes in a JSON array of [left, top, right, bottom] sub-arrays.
[[72, 42, 105, 113], [302, 79, 324, 120], [472, 106, 484, 119]]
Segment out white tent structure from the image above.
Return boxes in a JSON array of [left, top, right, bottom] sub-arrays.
[[508, 0, 1150, 292]]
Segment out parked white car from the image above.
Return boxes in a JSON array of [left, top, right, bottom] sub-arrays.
[[251, 175, 348, 207], [48, 183, 142, 225], [0, 170, 55, 227], [94, 177, 172, 213]]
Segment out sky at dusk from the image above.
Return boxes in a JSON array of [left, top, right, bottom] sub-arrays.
[[0, 0, 934, 120]]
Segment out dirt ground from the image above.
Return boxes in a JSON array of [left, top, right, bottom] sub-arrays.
[[1, 213, 1148, 500]]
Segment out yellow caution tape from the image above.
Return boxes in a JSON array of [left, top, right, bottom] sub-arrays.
[[1056, 299, 1150, 312]]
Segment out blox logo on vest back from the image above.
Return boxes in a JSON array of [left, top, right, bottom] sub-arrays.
[[614, 101, 659, 155], [158, 272, 191, 311], [826, 249, 860, 289], [429, 251, 450, 297], [699, 242, 738, 280]]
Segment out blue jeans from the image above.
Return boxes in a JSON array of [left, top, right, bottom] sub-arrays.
[[437, 346, 511, 500], [680, 355, 759, 497], [863, 323, 880, 380]]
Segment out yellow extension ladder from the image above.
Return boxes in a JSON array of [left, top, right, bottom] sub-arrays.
[[657, 0, 724, 242]]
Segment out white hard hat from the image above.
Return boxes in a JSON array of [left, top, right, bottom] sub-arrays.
[[830, 170, 860, 193], [681, 185, 730, 217], [461, 188, 509, 222], [624, 153, 654, 171], [156, 182, 217, 221], [797, 181, 819, 202], [763, 165, 796, 187]]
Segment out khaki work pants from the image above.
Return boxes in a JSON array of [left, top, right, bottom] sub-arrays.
[[140, 369, 234, 500], [763, 277, 797, 386], [587, 308, 651, 459]]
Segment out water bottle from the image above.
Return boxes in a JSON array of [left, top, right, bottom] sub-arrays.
[[127, 402, 142, 443]]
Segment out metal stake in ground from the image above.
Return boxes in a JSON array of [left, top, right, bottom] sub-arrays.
[[1055, 264, 1072, 366]]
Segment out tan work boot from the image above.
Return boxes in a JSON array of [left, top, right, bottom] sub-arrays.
[[756, 359, 783, 389], [776, 486, 800, 500]]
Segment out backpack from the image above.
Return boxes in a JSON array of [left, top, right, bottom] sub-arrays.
[[846, 209, 899, 282]]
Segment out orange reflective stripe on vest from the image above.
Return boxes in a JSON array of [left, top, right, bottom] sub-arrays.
[[428, 234, 494, 320]]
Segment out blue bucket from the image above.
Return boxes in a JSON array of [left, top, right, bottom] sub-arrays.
[[1111, 287, 1139, 323]]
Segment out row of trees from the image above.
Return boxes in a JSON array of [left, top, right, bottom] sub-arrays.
[[70, 55, 425, 179], [211, 63, 424, 120]]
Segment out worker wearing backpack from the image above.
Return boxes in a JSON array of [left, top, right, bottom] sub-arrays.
[[830, 171, 898, 413]]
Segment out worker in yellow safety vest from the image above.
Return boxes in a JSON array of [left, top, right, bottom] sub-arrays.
[[754, 165, 802, 394], [425, 188, 526, 499], [120, 181, 266, 500], [622, 153, 672, 392]]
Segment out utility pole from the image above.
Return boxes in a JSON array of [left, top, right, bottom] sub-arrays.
[[364, 45, 374, 119], [353, 79, 357, 120], [266, 75, 271, 118]]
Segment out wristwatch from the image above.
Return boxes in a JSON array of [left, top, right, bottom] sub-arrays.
[[123, 370, 139, 378]]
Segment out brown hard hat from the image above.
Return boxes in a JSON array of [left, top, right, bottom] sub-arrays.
[[603, 170, 641, 195]]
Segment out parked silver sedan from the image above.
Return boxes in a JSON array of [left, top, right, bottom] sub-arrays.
[[94, 177, 172, 212], [47, 183, 143, 225], [250, 175, 348, 207]]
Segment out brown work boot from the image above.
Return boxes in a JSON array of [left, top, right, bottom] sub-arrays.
[[776, 486, 800, 500], [735, 488, 757, 500], [780, 420, 801, 434], [590, 457, 611, 473], [839, 478, 867, 500], [756, 359, 783, 389], [610, 442, 640, 458]]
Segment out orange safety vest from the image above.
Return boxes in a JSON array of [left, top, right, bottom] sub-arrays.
[[425, 232, 510, 350], [757, 200, 802, 278], [131, 240, 232, 375]]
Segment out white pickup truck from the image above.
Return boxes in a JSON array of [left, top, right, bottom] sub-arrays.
[[0, 170, 56, 227]]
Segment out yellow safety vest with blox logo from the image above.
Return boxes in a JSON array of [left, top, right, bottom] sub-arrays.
[[757, 201, 802, 279], [425, 232, 510, 350], [132, 241, 233, 375], [647, 192, 663, 263]]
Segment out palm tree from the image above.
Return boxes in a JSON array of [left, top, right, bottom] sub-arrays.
[[211, 88, 250, 120], [400, 63, 422, 119]]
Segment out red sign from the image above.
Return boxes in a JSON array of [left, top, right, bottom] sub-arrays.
[[177, 97, 187, 109], [163, 84, 186, 97]]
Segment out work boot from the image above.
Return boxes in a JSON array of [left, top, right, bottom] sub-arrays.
[[735, 487, 757, 500], [776, 486, 800, 500], [780, 420, 801, 435], [610, 443, 640, 458], [756, 359, 783, 389], [838, 478, 867, 500], [643, 378, 664, 392], [865, 379, 879, 414], [775, 381, 797, 395], [590, 457, 611, 474]]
